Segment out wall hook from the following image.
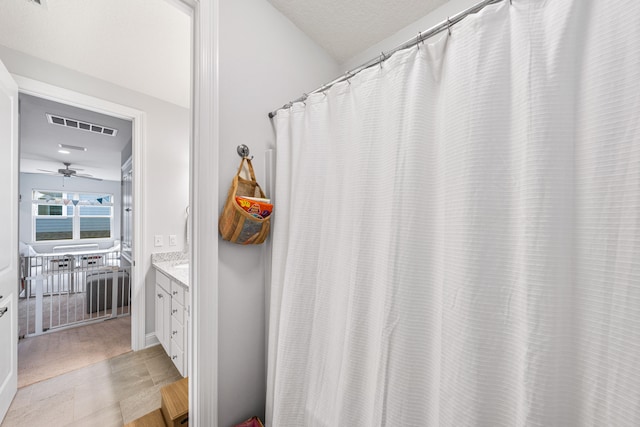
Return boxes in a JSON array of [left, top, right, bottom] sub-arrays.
[[237, 144, 253, 160]]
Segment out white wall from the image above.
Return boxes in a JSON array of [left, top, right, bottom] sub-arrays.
[[342, 0, 482, 70], [19, 172, 121, 253], [217, 1, 339, 425], [0, 45, 190, 336]]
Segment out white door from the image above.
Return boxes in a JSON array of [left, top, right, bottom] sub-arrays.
[[0, 59, 19, 422]]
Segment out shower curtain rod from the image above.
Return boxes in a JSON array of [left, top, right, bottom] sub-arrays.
[[268, 0, 504, 119]]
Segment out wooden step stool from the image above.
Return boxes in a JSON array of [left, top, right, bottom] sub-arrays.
[[161, 377, 189, 427], [124, 377, 188, 427], [123, 408, 166, 427]]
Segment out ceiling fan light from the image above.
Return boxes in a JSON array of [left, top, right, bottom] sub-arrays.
[[58, 143, 87, 152], [58, 149, 70, 154]]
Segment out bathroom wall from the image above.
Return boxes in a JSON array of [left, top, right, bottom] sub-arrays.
[[0, 45, 190, 337], [217, 0, 339, 424]]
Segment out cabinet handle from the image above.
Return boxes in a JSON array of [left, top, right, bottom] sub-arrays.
[[157, 294, 163, 298], [172, 330, 178, 335], [0, 307, 7, 318], [172, 291, 178, 296], [172, 355, 178, 360], [172, 309, 178, 314]]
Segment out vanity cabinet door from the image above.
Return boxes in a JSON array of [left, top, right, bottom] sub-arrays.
[[155, 283, 170, 353]]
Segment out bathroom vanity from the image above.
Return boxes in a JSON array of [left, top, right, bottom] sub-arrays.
[[152, 253, 189, 377]]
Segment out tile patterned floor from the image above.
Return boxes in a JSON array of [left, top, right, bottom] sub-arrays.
[[1, 345, 182, 427], [18, 316, 132, 388]]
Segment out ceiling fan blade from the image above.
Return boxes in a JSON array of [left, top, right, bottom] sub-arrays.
[[36, 169, 57, 174], [72, 175, 103, 182]]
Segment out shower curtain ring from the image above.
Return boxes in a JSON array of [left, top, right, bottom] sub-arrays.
[[447, 17, 452, 35], [345, 71, 353, 85], [379, 52, 386, 68]]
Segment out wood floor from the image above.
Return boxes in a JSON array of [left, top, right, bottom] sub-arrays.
[[1, 344, 181, 427]]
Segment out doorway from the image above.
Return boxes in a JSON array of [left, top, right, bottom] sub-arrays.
[[17, 74, 148, 341], [17, 92, 134, 387]]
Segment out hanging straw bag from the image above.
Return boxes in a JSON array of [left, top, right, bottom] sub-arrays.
[[219, 158, 272, 245]]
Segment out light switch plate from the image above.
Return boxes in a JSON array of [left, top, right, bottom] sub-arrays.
[[169, 235, 177, 246], [154, 235, 163, 247]]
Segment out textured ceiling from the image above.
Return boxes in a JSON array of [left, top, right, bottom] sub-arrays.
[[267, 0, 450, 63], [0, 0, 191, 108], [20, 93, 132, 182]]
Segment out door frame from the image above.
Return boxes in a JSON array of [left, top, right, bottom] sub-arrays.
[[179, 0, 219, 425], [14, 75, 147, 352]]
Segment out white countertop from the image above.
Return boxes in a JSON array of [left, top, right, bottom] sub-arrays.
[[151, 252, 189, 287]]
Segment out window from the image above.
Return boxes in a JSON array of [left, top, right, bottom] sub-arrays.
[[33, 190, 114, 242], [79, 193, 112, 239]]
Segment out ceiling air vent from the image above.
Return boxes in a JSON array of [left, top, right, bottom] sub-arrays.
[[46, 113, 118, 137]]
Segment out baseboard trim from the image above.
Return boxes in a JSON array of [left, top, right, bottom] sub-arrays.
[[145, 333, 160, 348]]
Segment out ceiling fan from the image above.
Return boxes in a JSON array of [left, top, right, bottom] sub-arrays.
[[37, 162, 103, 181]]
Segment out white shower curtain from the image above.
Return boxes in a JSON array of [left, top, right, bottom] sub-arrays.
[[267, 1, 640, 425]]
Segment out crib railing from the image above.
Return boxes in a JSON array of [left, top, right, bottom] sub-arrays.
[[19, 250, 131, 337]]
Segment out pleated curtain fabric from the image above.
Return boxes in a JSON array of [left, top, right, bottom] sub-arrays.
[[267, 1, 640, 426]]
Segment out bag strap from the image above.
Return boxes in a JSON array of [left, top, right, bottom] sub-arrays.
[[236, 158, 257, 182]]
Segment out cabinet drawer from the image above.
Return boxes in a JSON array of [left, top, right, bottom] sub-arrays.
[[171, 318, 184, 350], [170, 338, 185, 376], [156, 270, 170, 292], [171, 300, 184, 327], [170, 281, 184, 306], [171, 321, 184, 351]]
